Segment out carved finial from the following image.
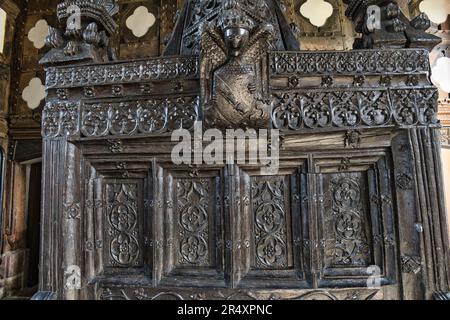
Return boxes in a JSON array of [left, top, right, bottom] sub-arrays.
[[410, 13, 431, 32], [40, 0, 119, 66], [345, 0, 441, 50]]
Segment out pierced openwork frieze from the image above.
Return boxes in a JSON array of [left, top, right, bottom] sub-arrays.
[[271, 88, 438, 131], [45, 56, 199, 89], [80, 96, 200, 138], [270, 50, 430, 75]]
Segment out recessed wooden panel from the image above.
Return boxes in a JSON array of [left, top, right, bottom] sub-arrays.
[[236, 169, 311, 289], [103, 180, 144, 269], [156, 167, 226, 287]]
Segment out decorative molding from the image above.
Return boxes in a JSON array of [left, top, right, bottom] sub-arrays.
[[80, 96, 199, 138], [271, 88, 438, 131], [97, 287, 380, 300], [45, 56, 199, 89], [270, 49, 431, 76]]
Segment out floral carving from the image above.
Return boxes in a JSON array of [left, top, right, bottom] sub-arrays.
[[326, 177, 371, 267], [80, 96, 199, 137], [106, 183, 141, 267], [252, 177, 287, 269], [180, 236, 208, 264], [110, 233, 139, 266], [176, 180, 210, 266], [271, 50, 430, 75]]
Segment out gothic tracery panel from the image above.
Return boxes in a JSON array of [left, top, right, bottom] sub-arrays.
[[176, 179, 211, 267], [104, 181, 143, 269], [252, 176, 289, 270], [324, 176, 372, 268]]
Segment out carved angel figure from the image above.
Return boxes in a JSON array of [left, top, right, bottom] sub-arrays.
[[200, 0, 275, 129]]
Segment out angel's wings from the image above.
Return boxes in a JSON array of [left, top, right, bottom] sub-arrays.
[[240, 23, 275, 61], [200, 26, 228, 71]]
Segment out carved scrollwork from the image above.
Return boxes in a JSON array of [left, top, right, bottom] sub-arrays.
[[271, 88, 437, 131], [391, 89, 438, 126], [42, 101, 80, 138], [80, 96, 199, 137], [97, 287, 380, 300]]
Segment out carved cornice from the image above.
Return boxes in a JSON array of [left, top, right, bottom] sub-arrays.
[[270, 49, 431, 75], [45, 56, 199, 89], [41, 48, 441, 138]]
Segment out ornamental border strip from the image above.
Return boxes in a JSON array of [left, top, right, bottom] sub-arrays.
[[270, 87, 439, 131], [45, 56, 200, 89], [270, 49, 431, 76]]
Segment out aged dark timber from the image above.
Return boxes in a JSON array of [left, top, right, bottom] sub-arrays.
[[32, 0, 449, 300]]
